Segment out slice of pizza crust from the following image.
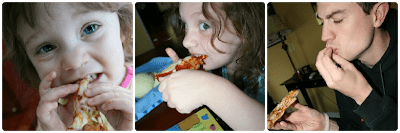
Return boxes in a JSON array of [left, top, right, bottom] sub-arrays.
[[155, 55, 207, 81], [67, 76, 108, 131], [267, 89, 300, 129]]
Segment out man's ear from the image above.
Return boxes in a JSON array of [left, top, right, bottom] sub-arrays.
[[372, 2, 389, 28]]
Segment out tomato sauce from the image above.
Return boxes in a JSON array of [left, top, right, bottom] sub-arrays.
[[155, 55, 207, 81]]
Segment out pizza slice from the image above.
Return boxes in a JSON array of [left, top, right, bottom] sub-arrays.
[[67, 76, 108, 131], [155, 55, 207, 81], [267, 89, 300, 129]]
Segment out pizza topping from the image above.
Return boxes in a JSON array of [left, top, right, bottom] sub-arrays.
[[67, 76, 108, 131], [82, 122, 107, 131], [155, 55, 207, 81], [267, 89, 300, 129]]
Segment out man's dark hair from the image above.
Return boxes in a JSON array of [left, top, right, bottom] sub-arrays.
[[312, 2, 391, 15], [357, 2, 392, 15]]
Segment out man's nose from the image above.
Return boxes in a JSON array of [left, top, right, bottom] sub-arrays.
[[61, 45, 90, 71], [321, 24, 335, 42], [182, 30, 199, 49]]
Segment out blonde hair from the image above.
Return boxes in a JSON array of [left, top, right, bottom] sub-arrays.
[[3, 2, 133, 88], [168, 2, 265, 91]]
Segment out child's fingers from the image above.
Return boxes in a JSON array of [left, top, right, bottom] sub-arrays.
[[166, 48, 180, 63], [39, 71, 57, 96], [87, 91, 131, 106], [100, 98, 134, 124], [39, 84, 79, 103], [86, 83, 129, 97], [37, 102, 61, 128], [37, 85, 77, 129]]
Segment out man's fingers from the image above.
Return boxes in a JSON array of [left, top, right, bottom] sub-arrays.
[[274, 121, 297, 130], [316, 48, 333, 84], [321, 47, 339, 71], [166, 48, 180, 63], [291, 102, 308, 111], [332, 53, 352, 70]]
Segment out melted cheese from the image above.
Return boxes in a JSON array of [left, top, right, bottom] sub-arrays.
[[68, 77, 108, 131], [267, 89, 300, 128]]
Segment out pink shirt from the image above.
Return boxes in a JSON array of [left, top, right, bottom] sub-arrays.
[[120, 66, 133, 88]]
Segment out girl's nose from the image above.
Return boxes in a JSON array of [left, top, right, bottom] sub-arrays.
[[182, 30, 199, 48], [61, 47, 90, 71]]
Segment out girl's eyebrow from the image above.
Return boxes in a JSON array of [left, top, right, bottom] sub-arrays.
[[25, 9, 90, 46], [182, 12, 203, 22], [25, 30, 42, 47], [73, 9, 90, 18]]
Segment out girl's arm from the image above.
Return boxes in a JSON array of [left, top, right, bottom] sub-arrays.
[[203, 75, 265, 131]]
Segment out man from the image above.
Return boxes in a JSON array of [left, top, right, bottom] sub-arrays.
[[272, 2, 397, 130]]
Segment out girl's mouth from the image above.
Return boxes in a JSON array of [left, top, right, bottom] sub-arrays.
[[88, 73, 101, 83], [74, 73, 102, 84]]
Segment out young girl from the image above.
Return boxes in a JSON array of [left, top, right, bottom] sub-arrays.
[[158, 3, 265, 130], [3, 3, 133, 130]]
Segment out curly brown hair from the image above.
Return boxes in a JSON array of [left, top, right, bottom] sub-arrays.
[[168, 2, 265, 91], [3, 2, 133, 88]]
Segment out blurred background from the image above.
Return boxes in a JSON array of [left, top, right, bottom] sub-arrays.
[[135, 2, 188, 67]]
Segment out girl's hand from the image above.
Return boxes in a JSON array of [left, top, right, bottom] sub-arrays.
[[158, 70, 216, 114], [166, 48, 181, 63], [85, 83, 133, 130], [37, 71, 79, 130]]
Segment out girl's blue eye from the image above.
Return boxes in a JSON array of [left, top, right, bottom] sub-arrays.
[[38, 44, 56, 54], [200, 22, 210, 31], [184, 22, 210, 31], [35, 23, 99, 55], [82, 23, 99, 36]]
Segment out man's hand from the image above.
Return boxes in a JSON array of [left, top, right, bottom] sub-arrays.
[[271, 103, 327, 131], [315, 47, 372, 105]]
